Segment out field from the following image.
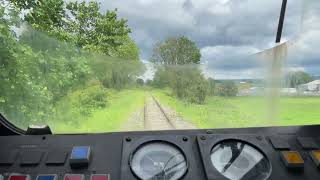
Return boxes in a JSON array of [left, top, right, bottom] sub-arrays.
[[153, 89, 320, 129], [49, 89, 145, 133], [18, 88, 320, 133]]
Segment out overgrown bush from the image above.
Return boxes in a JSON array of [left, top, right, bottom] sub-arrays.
[[207, 78, 216, 96], [136, 78, 144, 86], [152, 66, 172, 88], [72, 85, 108, 116], [52, 83, 107, 119], [90, 56, 145, 90], [215, 81, 238, 97], [153, 66, 208, 104]]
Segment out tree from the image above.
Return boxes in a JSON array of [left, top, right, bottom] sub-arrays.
[[10, 0, 139, 59], [207, 78, 216, 96], [151, 36, 206, 103], [11, 0, 68, 39], [285, 71, 313, 88], [65, 1, 131, 56], [171, 66, 208, 104], [151, 36, 201, 65], [0, 5, 53, 126], [136, 78, 144, 86], [215, 81, 238, 97]]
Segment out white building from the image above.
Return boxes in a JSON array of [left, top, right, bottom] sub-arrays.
[[299, 80, 320, 92]]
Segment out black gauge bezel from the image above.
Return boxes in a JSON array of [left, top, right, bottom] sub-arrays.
[[129, 140, 188, 180], [197, 134, 274, 180], [120, 135, 198, 180]]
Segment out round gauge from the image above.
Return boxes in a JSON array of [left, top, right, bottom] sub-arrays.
[[130, 141, 188, 180], [210, 140, 271, 180]]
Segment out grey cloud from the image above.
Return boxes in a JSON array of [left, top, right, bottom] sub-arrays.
[[73, 0, 319, 78], [100, 0, 301, 57]]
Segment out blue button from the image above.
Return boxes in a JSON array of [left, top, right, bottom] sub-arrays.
[[71, 146, 90, 159], [36, 175, 57, 180]]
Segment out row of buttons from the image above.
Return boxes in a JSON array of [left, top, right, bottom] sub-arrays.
[[280, 150, 320, 169], [269, 136, 320, 170], [0, 146, 91, 169], [4, 174, 109, 180], [269, 136, 319, 150]]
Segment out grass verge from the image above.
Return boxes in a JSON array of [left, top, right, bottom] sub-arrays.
[[153, 89, 320, 129], [50, 89, 145, 133]]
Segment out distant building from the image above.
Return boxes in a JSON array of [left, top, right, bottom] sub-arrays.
[[238, 87, 264, 96], [281, 88, 297, 95], [298, 80, 320, 92]]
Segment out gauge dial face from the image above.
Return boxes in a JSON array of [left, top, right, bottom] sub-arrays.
[[210, 140, 271, 180], [130, 141, 188, 180]]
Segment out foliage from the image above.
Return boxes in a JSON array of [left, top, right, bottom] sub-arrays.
[[89, 55, 145, 90], [10, 0, 139, 59], [153, 66, 208, 104], [136, 78, 144, 86], [0, 1, 143, 127], [171, 66, 208, 104], [65, 1, 131, 56], [285, 71, 313, 88], [0, 7, 53, 126], [109, 36, 140, 61], [146, 80, 153, 86], [215, 81, 238, 97], [70, 84, 108, 116], [152, 66, 172, 88], [151, 36, 201, 65], [207, 78, 216, 96], [51, 89, 145, 133], [151, 36, 206, 103]]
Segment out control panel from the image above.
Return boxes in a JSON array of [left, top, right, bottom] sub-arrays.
[[1, 125, 320, 180]]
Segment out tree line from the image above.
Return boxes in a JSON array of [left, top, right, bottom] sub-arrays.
[[0, 0, 143, 126], [0, 0, 241, 128]]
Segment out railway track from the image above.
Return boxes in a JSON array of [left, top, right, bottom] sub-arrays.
[[121, 94, 196, 131], [143, 95, 176, 130]]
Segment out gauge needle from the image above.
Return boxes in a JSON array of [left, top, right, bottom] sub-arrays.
[[146, 155, 156, 163]]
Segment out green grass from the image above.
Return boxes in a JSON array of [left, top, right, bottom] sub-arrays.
[[153, 89, 320, 129], [49, 89, 145, 133]]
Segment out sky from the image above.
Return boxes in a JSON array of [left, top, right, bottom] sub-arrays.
[[75, 0, 320, 79]]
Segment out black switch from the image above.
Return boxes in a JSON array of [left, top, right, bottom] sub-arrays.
[[46, 150, 68, 165], [20, 150, 43, 166], [0, 151, 18, 166], [297, 137, 319, 150], [269, 136, 290, 150]]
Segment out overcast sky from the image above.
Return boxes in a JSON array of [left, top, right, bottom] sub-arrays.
[[72, 0, 320, 79]]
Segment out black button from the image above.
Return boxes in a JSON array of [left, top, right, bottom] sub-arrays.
[[297, 137, 319, 150], [20, 150, 43, 166], [269, 136, 290, 150], [46, 151, 68, 165], [0, 151, 18, 166]]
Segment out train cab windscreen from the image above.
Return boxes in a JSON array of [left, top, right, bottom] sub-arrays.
[[0, 0, 320, 180], [1, 0, 319, 134]]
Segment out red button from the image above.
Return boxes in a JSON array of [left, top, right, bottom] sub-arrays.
[[64, 174, 84, 180], [9, 175, 30, 180], [91, 174, 109, 180]]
